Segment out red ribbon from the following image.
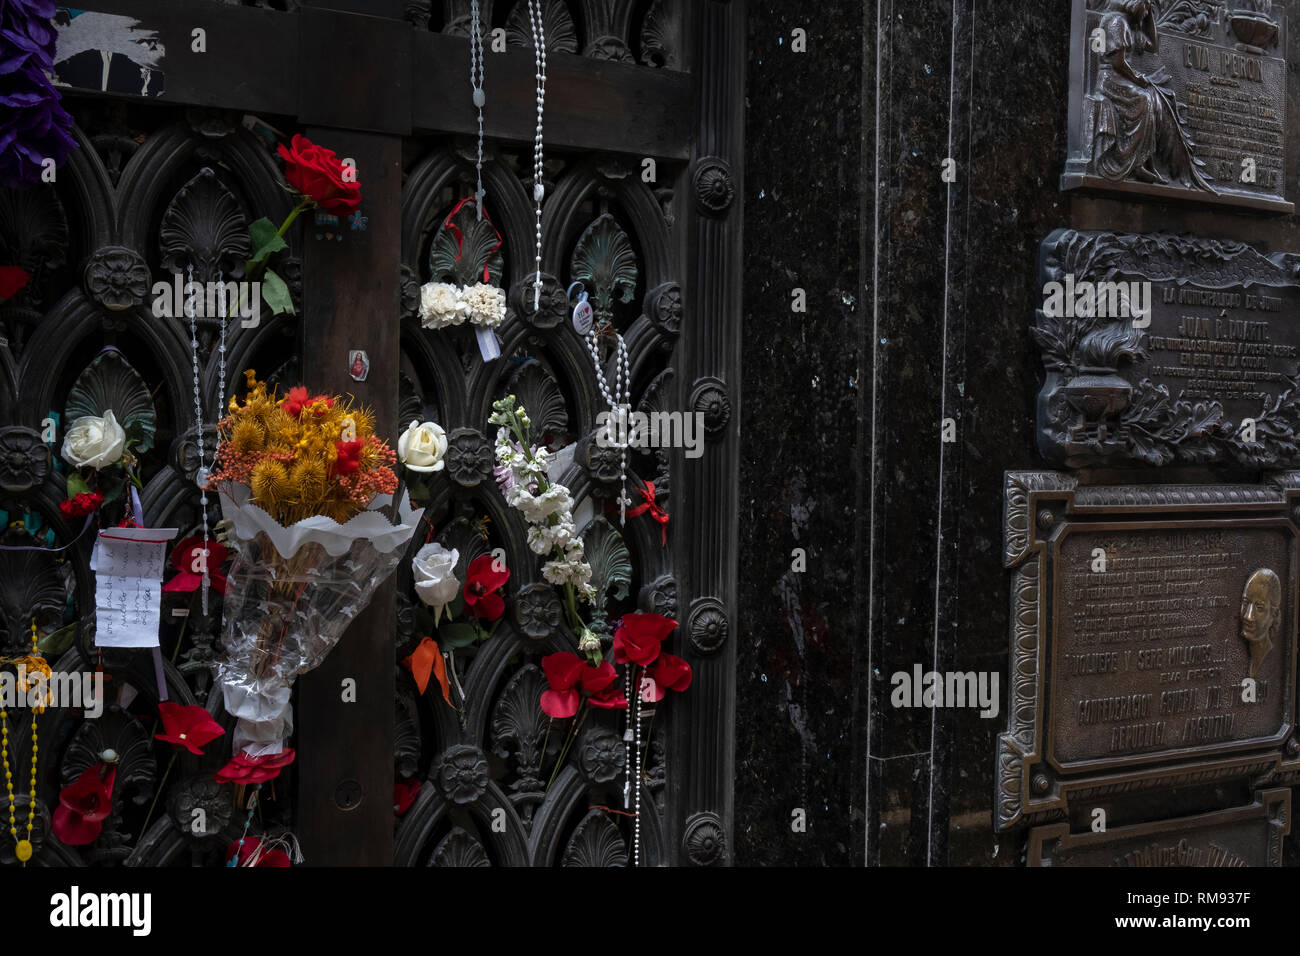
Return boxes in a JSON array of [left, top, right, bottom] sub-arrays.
[[443, 196, 503, 284], [626, 480, 669, 547]]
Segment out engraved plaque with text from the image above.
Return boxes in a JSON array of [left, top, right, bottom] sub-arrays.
[[1036, 229, 1300, 469], [1028, 788, 1290, 867], [996, 472, 1300, 832], [1064, 0, 1291, 213]]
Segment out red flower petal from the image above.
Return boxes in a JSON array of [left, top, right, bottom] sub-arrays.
[[394, 777, 422, 816], [588, 686, 629, 710], [470, 590, 504, 621], [619, 612, 678, 646], [613, 627, 661, 667], [579, 660, 618, 694], [52, 804, 103, 845], [466, 554, 510, 593], [638, 672, 666, 703], [155, 701, 225, 755], [541, 652, 586, 691], [650, 653, 693, 694], [0, 266, 30, 301], [540, 687, 581, 719], [258, 849, 292, 867]]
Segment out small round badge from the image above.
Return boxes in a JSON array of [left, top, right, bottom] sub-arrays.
[[572, 298, 593, 335]]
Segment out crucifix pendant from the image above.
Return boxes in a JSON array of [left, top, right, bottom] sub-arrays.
[[619, 490, 632, 525]]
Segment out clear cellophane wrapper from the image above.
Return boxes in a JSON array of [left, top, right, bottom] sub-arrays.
[[214, 485, 422, 756]]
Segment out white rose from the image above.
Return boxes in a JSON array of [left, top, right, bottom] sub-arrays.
[[398, 420, 448, 473], [412, 543, 460, 623], [462, 282, 506, 328], [62, 411, 126, 470], [419, 282, 466, 329]]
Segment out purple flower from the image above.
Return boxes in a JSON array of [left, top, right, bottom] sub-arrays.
[[492, 462, 515, 492], [0, 1, 76, 188]]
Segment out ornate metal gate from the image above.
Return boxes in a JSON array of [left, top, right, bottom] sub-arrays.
[[0, 0, 743, 867]]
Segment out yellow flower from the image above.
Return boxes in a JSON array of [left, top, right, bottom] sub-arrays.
[[250, 459, 290, 510]]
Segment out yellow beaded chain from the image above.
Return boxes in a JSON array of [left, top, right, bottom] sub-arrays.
[[1, 619, 42, 865]]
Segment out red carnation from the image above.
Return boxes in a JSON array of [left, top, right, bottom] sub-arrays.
[[464, 554, 509, 622], [59, 492, 104, 519], [51, 764, 116, 846], [0, 266, 30, 301], [333, 439, 363, 476], [154, 701, 225, 755], [225, 836, 291, 867], [161, 537, 229, 596], [612, 612, 678, 667], [277, 134, 362, 217], [215, 748, 296, 785]]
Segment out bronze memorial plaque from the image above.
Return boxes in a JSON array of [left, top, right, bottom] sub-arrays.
[[996, 472, 1300, 831], [1028, 788, 1290, 866], [1036, 229, 1300, 469], [1064, 0, 1291, 213]]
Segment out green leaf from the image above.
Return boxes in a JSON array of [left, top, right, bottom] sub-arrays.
[[98, 471, 126, 506], [38, 622, 76, 656], [438, 622, 479, 649], [66, 472, 90, 498], [260, 269, 294, 315], [448, 589, 465, 620], [246, 217, 288, 271]]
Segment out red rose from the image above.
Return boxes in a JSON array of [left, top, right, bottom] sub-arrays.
[[59, 491, 104, 519], [0, 266, 30, 301], [539, 654, 627, 717], [464, 553, 509, 622], [612, 612, 678, 667], [276, 134, 361, 216], [394, 777, 422, 816], [333, 439, 363, 476]]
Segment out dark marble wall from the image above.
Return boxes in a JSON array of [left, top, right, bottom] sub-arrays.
[[738, 0, 1300, 866]]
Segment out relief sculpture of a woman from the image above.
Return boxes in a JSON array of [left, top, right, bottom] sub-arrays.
[[1091, 0, 1215, 192]]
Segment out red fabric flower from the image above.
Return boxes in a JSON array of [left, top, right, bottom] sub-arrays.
[[394, 777, 422, 816], [225, 836, 291, 867], [0, 266, 30, 301], [59, 491, 104, 519], [162, 537, 229, 596], [540, 653, 627, 717], [641, 652, 693, 702], [612, 612, 678, 667], [215, 748, 296, 785], [154, 701, 225, 755], [281, 386, 310, 417], [277, 134, 362, 216], [588, 684, 629, 710], [52, 764, 115, 846], [464, 553, 509, 622], [333, 439, 363, 476], [540, 652, 585, 718]]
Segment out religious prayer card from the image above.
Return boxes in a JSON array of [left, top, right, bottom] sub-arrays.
[[90, 527, 178, 649]]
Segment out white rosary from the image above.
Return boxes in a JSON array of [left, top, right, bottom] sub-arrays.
[[572, 284, 632, 524], [186, 265, 228, 617], [470, 0, 486, 217], [527, 0, 546, 310]]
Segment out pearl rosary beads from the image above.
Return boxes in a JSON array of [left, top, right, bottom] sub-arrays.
[[470, 0, 486, 217], [527, 0, 547, 310], [585, 323, 632, 524]]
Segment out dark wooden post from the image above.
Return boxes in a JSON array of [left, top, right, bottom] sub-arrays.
[[295, 1, 410, 866]]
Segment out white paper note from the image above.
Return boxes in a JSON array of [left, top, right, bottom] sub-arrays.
[[91, 527, 178, 649]]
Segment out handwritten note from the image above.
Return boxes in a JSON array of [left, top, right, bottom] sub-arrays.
[[91, 527, 177, 648]]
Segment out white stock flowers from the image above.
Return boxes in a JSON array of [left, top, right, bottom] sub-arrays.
[[489, 396, 595, 604], [419, 280, 506, 331]]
